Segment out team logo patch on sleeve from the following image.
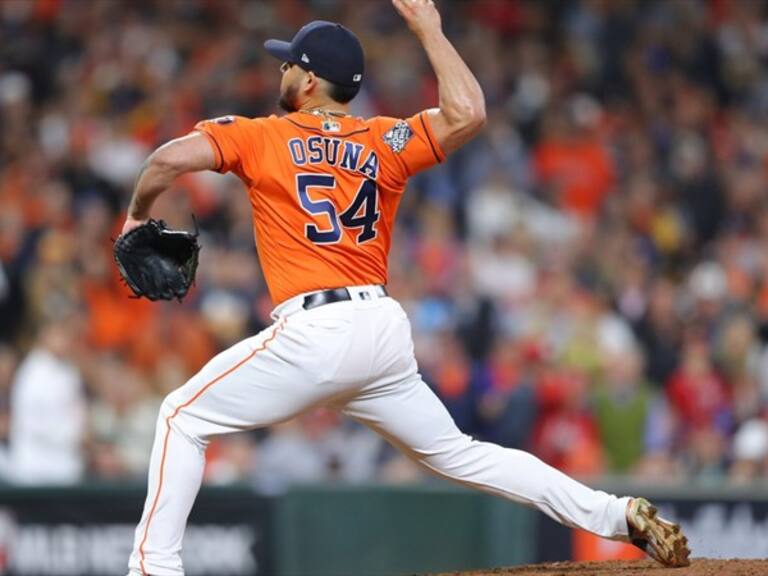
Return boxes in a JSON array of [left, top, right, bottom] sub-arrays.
[[213, 115, 235, 125], [382, 120, 413, 154]]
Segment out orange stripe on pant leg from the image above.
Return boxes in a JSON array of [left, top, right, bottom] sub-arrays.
[[138, 318, 288, 575]]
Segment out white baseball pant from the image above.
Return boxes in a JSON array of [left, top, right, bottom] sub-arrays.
[[128, 285, 630, 576]]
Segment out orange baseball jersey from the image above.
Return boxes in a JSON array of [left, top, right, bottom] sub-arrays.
[[194, 111, 445, 304]]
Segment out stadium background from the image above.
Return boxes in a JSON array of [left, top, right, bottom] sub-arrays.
[[2, 0, 768, 574]]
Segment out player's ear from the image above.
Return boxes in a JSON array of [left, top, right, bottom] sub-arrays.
[[303, 70, 317, 96]]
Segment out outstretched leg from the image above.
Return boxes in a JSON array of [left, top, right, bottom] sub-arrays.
[[338, 297, 689, 566], [345, 369, 690, 566], [343, 372, 630, 539], [344, 372, 629, 538]]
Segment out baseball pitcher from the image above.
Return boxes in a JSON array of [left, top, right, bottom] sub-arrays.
[[122, 1, 690, 574]]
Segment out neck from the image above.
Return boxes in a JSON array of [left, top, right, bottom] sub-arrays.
[[298, 96, 350, 116]]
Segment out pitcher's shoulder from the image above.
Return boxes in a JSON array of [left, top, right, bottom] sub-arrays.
[[261, 113, 286, 124], [195, 115, 272, 136], [364, 115, 402, 133]]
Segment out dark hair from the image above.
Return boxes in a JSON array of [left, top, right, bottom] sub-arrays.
[[328, 82, 359, 104]]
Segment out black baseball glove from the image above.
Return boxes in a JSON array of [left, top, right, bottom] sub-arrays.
[[113, 219, 201, 302]]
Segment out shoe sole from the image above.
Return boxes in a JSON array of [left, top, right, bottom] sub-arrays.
[[631, 498, 691, 568]]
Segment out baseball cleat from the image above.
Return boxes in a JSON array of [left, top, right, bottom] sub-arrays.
[[626, 497, 691, 568]]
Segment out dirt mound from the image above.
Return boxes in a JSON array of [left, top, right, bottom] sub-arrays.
[[431, 559, 768, 576]]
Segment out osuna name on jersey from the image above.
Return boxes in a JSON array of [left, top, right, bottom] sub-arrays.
[[287, 135, 380, 180]]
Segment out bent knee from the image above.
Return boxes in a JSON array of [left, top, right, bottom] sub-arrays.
[[159, 390, 187, 421], [159, 393, 207, 448]]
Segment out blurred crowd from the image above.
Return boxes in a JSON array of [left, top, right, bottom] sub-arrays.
[[3, 0, 768, 490]]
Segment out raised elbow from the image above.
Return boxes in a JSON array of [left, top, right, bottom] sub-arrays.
[[449, 99, 486, 133], [468, 103, 486, 131]]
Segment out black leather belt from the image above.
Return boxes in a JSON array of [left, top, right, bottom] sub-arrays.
[[303, 285, 388, 311]]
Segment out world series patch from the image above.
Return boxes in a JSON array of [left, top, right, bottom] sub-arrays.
[[383, 120, 413, 154]]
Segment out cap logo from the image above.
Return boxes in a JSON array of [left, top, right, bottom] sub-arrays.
[[353, 74, 362, 82], [301, 53, 310, 63]]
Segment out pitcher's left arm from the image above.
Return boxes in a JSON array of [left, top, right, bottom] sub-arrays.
[[123, 133, 216, 235]]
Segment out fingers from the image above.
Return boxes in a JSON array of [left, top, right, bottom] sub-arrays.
[[392, 0, 424, 14], [392, 0, 408, 16], [121, 217, 149, 237], [392, 0, 431, 16], [393, 0, 440, 33]]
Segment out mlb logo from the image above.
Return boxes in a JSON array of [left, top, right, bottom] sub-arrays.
[[322, 119, 341, 133]]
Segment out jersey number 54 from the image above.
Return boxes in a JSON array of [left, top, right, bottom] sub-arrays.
[[296, 174, 380, 245]]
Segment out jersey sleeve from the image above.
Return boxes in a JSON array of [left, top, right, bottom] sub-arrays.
[[373, 111, 445, 184], [193, 115, 264, 181]]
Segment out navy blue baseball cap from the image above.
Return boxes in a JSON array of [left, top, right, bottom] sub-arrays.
[[264, 20, 364, 89]]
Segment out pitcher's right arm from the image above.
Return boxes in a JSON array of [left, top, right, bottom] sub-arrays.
[[393, 0, 486, 155]]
